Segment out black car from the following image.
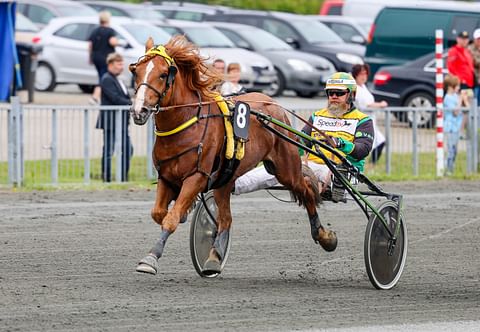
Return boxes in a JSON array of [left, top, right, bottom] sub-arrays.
[[372, 52, 447, 127], [207, 10, 365, 72]]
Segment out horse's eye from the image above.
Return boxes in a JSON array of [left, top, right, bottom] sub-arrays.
[[160, 73, 168, 80]]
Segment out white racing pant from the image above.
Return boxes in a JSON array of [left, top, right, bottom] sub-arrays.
[[233, 161, 331, 195]]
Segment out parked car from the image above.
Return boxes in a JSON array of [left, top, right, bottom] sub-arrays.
[[149, 2, 229, 22], [15, 12, 40, 43], [33, 16, 171, 92], [16, 0, 97, 28], [207, 10, 365, 72], [312, 15, 372, 45], [365, 1, 480, 76], [157, 20, 277, 94], [81, 1, 165, 22], [371, 52, 448, 127], [210, 22, 335, 97]]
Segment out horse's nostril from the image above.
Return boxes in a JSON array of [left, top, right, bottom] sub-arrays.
[[141, 107, 149, 113]]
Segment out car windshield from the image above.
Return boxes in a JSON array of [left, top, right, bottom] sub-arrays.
[[121, 23, 171, 45], [16, 13, 39, 32], [128, 8, 165, 20], [56, 6, 97, 17], [181, 26, 234, 48], [290, 19, 343, 44], [239, 28, 291, 51]]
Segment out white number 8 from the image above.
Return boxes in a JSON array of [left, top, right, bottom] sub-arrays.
[[236, 103, 247, 129]]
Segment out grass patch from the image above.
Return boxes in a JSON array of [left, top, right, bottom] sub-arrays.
[[1, 152, 478, 190], [365, 151, 479, 181]]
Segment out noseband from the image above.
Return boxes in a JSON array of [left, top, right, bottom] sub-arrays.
[[133, 45, 177, 113]]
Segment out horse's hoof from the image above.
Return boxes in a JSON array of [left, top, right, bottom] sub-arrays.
[[136, 254, 158, 275], [318, 230, 338, 252], [202, 258, 222, 276]]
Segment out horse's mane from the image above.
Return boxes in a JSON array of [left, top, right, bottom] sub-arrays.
[[165, 35, 223, 99]]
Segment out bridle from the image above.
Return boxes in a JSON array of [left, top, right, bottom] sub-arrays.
[[132, 45, 178, 114]]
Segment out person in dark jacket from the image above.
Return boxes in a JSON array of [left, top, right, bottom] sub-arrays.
[[88, 11, 120, 104], [96, 52, 132, 182]]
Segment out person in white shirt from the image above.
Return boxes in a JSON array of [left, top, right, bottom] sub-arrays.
[[220, 63, 244, 96], [352, 64, 387, 164]]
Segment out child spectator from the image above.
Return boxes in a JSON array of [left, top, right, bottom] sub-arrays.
[[220, 63, 244, 96], [443, 75, 463, 175]]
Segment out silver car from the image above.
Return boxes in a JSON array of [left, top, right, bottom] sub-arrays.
[[211, 22, 336, 97], [17, 0, 97, 28], [33, 16, 171, 92], [158, 20, 277, 94]]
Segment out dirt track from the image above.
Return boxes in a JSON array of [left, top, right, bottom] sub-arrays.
[[1, 180, 479, 331]]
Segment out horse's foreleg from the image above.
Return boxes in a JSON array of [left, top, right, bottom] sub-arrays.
[[136, 174, 207, 275], [203, 184, 234, 274], [136, 179, 175, 275], [151, 179, 176, 226]]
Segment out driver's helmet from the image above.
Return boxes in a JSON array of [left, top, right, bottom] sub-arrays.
[[325, 72, 357, 93]]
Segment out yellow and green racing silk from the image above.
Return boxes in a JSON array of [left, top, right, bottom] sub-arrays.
[[307, 108, 370, 171]]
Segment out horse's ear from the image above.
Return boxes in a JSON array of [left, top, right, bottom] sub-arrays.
[[145, 37, 154, 52], [129, 63, 136, 74]]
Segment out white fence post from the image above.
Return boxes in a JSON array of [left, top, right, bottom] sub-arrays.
[[8, 96, 23, 186], [435, 29, 444, 177], [83, 108, 91, 184], [51, 108, 58, 185], [115, 110, 122, 182]]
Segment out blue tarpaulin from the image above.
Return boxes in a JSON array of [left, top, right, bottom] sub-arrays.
[[0, 1, 18, 101]]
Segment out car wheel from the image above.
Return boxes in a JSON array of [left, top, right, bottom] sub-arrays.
[[296, 90, 318, 98], [264, 69, 285, 97], [404, 92, 435, 128], [78, 84, 95, 94], [35, 62, 56, 92]]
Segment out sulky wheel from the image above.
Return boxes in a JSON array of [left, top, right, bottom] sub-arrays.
[[189, 191, 231, 278], [364, 200, 407, 290]]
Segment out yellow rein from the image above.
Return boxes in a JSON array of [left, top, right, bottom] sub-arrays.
[[155, 116, 199, 137]]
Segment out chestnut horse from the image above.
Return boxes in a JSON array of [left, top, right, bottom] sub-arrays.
[[130, 35, 337, 275]]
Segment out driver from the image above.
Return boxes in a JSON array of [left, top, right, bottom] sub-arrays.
[[233, 72, 374, 200]]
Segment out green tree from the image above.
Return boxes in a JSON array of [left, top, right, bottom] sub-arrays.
[[126, 0, 323, 14]]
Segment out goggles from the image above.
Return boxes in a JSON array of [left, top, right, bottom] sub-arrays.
[[326, 89, 348, 97]]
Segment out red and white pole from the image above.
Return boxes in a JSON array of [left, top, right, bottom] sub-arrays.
[[435, 29, 444, 177]]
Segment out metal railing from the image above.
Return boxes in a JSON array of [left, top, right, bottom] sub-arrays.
[[1, 97, 478, 187]]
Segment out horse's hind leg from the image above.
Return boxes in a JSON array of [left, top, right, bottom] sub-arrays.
[[203, 184, 234, 275], [273, 154, 337, 252], [136, 174, 207, 275]]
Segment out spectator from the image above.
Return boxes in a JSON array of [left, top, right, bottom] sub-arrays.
[[96, 53, 132, 182], [447, 31, 474, 108], [212, 58, 226, 75], [88, 11, 119, 105], [443, 75, 463, 175], [468, 28, 480, 106], [351, 63, 386, 164], [212, 59, 225, 92], [220, 63, 244, 96]]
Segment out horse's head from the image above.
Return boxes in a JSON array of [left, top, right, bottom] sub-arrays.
[[129, 37, 178, 125]]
